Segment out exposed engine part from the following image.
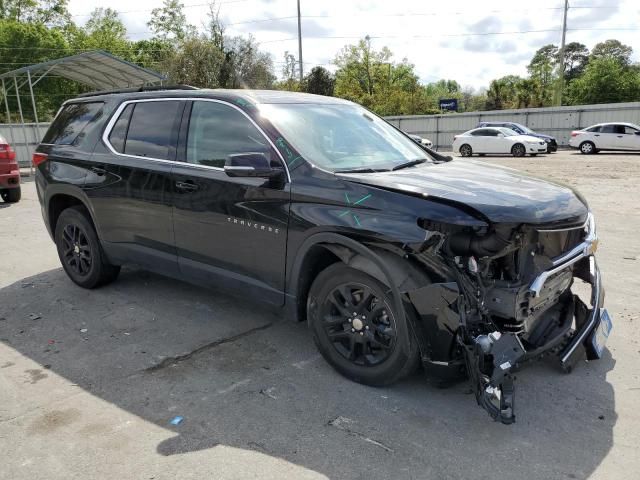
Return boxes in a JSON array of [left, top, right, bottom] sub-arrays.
[[445, 229, 512, 257]]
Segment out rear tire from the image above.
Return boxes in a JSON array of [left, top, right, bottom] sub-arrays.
[[1, 187, 20, 203], [511, 143, 526, 157], [580, 141, 596, 155], [459, 144, 473, 157], [307, 263, 419, 386], [54, 206, 120, 289]]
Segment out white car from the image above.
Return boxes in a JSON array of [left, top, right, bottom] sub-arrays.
[[407, 133, 433, 149], [569, 122, 640, 154], [452, 127, 547, 157]]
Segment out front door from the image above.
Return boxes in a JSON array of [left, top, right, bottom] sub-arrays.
[[171, 100, 290, 305]]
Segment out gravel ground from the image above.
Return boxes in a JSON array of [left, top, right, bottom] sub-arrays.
[[1, 150, 639, 480]]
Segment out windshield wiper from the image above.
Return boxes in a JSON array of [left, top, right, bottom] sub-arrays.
[[391, 159, 427, 171], [334, 167, 390, 173]]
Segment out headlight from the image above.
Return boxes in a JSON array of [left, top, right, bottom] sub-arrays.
[[585, 212, 598, 254]]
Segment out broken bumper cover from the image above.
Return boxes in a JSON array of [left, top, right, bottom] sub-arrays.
[[471, 255, 608, 424], [408, 253, 610, 425]]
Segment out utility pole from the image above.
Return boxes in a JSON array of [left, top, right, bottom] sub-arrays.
[[297, 0, 303, 82], [554, 0, 569, 106]]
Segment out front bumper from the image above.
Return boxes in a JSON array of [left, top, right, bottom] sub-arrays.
[[472, 255, 606, 424], [408, 229, 609, 424]]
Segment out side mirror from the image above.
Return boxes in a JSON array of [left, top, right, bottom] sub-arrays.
[[224, 152, 282, 178], [497, 133, 505, 137]]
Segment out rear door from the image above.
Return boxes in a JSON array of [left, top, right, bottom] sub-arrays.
[[171, 99, 290, 305], [596, 124, 623, 149], [470, 129, 491, 152], [87, 99, 185, 275]]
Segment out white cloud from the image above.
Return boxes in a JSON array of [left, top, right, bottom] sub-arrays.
[[68, 0, 640, 88]]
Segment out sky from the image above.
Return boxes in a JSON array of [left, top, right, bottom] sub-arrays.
[[68, 0, 640, 91]]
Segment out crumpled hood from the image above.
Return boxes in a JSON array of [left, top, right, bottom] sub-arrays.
[[339, 159, 588, 225]]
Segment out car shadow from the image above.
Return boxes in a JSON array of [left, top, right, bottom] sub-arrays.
[[0, 267, 616, 479]]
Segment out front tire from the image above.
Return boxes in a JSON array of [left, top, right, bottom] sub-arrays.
[[459, 144, 473, 157], [307, 263, 419, 386], [580, 141, 596, 155], [54, 206, 120, 289], [1, 187, 20, 203], [511, 143, 526, 157]]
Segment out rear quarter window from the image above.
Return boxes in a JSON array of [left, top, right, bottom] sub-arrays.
[[42, 102, 104, 145]]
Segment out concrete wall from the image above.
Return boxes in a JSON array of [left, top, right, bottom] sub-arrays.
[[385, 102, 640, 150]]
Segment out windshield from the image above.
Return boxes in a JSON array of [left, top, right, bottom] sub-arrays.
[[259, 103, 431, 172], [513, 123, 534, 134], [499, 127, 519, 136]]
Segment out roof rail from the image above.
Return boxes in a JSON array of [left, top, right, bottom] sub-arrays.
[[76, 84, 198, 98]]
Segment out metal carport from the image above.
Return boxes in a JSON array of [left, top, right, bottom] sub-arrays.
[[0, 50, 166, 171]]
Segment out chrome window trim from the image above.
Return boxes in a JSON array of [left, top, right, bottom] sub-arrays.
[[101, 97, 291, 182]]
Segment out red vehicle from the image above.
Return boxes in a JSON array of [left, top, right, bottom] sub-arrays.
[[0, 134, 20, 203]]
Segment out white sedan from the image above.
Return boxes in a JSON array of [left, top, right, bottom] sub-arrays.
[[569, 122, 640, 154], [452, 127, 547, 157]]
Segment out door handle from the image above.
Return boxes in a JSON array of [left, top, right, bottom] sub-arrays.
[[175, 180, 199, 192], [90, 165, 106, 176], [617, 135, 623, 138], [594, 134, 600, 137]]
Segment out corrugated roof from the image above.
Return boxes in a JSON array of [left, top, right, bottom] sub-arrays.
[[0, 50, 165, 89]]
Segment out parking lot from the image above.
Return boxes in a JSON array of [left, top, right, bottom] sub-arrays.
[[1, 150, 639, 479]]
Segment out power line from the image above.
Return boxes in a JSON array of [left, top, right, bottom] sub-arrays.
[[68, 0, 253, 18]]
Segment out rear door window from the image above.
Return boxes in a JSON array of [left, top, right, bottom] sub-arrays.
[[122, 101, 183, 160], [42, 102, 104, 145]]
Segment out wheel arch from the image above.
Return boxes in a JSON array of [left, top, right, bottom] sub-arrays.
[[46, 187, 99, 240], [287, 232, 433, 349]]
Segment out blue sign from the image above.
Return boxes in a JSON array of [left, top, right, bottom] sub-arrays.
[[439, 98, 458, 111]]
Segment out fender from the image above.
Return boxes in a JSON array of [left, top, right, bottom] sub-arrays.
[[287, 232, 415, 347], [44, 183, 102, 239]]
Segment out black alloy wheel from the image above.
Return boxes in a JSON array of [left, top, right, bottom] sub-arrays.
[[54, 206, 120, 288], [307, 264, 419, 386], [61, 224, 92, 276], [321, 282, 397, 367]]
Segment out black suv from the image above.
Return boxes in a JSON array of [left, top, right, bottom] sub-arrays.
[[477, 121, 558, 153], [35, 87, 611, 423]]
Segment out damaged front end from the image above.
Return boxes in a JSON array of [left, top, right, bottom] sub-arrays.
[[408, 212, 611, 424]]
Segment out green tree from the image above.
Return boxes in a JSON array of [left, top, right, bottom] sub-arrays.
[[568, 57, 640, 105], [303, 66, 335, 96], [275, 51, 300, 91], [163, 35, 225, 87], [528, 44, 558, 106], [590, 39, 633, 66], [148, 0, 196, 41], [0, 19, 72, 121], [83, 8, 127, 50], [561, 42, 590, 81], [0, 0, 70, 26], [515, 78, 536, 108]]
